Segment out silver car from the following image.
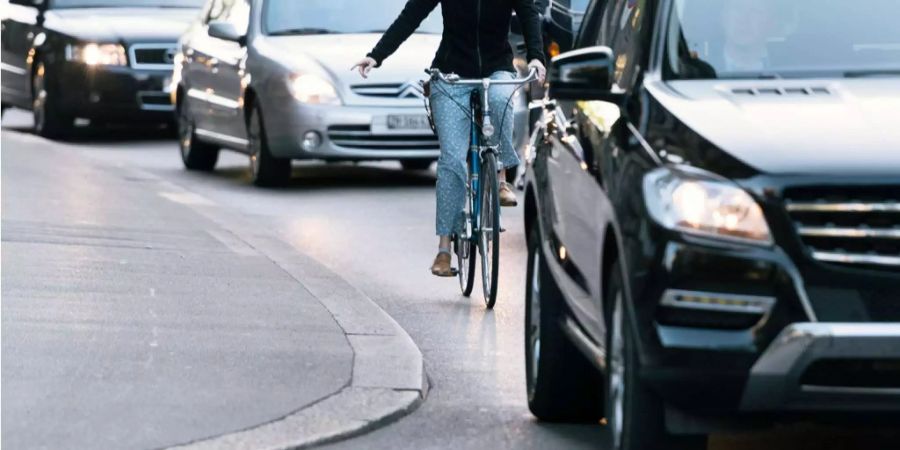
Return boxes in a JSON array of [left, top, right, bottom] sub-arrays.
[[173, 0, 444, 186]]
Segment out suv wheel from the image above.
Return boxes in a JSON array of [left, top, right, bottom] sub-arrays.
[[605, 262, 707, 450], [525, 226, 603, 422], [247, 101, 291, 187], [177, 101, 219, 171], [32, 62, 73, 139]]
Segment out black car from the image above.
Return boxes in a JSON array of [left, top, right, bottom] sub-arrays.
[[1, 0, 204, 138], [523, 0, 900, 449]]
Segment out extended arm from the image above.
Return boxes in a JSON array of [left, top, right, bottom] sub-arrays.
[[512, 0, 547, 66], [366, 0, 440, 67]]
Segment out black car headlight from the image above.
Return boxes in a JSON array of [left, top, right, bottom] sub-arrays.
[[66, 43, 127, 66], [643, 167, 772, 245]]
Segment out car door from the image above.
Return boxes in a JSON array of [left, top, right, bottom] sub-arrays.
[[182, 0, 224, 135], [205, 0, 250, 146], [1, 0, 43, 107], [537, 1, 631, 347]]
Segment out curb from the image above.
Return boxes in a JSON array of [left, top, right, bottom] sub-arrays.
[[137, 174, 427, 449]]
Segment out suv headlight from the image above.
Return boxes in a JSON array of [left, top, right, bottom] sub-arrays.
[[288, 74, 340, 105], [643, 167, 772, 245], [66, 43, 127, 66]]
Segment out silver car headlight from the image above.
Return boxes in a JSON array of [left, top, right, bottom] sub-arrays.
[[288, 74, 340, 105], [643, 167, 772, 245], [66, 43, 127, 66]]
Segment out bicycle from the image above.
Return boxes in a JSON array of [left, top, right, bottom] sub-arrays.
[[425, 68, 537, 309]]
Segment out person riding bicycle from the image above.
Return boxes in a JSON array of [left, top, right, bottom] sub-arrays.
[[352, 0, 546, 277]]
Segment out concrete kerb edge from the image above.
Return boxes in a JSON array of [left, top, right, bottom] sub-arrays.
[[138, 173, 427, 449]]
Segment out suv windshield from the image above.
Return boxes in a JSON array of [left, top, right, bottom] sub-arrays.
[[52, 0, 205, 8], [264, 0, 442, 36], [665, 0, 900, 79]]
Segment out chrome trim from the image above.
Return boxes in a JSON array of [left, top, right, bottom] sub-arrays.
[[561, 317, 606, 372], [0, 62, 27, 75], [187, 88, 240, 110], [801, 385, 900, 396], [740, 322, 900, 411], [813, 251, 900, 267], [786, 202, 900, 213], [799, 226, 900, 239], [128, 43, 177, 70], [136, 92, 174, 112], [195, 128, 248, 146]]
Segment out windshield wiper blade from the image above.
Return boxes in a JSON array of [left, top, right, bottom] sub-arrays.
[[268, 28, 336, 36], [843, 69, 900, 78]]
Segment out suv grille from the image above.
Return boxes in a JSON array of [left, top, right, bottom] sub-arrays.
[[784, 186, 900, 269], [129, 44, 177, 70], [327, 125, 438, 150]]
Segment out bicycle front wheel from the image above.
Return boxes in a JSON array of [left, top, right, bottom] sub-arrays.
[[455, 233, 476, 296], [479, 152, 501, 309]]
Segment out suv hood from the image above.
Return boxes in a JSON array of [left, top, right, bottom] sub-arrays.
[[44, 8, 199, 43], [651, 78, 900, 176], [260, 33, 441, 106]]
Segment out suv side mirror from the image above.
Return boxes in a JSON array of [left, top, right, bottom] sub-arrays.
[[549, 46, 617, 101], [208, 21, 244, 44]]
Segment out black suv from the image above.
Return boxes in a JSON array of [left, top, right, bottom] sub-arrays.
[[1, 0, 203, 137], [523, 0, 900, 449]]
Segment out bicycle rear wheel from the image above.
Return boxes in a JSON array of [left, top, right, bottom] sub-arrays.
[[455, 233, 476, 296], [479, 152, 501, 309]]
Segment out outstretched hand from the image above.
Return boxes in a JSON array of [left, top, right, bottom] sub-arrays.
[[528, 59, 546, 84], [351, 57, 377, 79]]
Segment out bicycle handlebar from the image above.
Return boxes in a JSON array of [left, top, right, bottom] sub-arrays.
[[426, 68, 537, 86]]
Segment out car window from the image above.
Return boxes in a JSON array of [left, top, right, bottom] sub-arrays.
[[610, 0, 649, 88], [206, 0, 249, 33], [665, 0, 900, 80], [263, 0, 442, 35], [51, 0, 205, 8]]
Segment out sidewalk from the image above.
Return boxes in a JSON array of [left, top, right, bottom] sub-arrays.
[[1, 130, 424, 449]]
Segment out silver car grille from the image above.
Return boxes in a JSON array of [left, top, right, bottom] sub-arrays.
[[327, 125, 438, 150], [785, 186, 900, 269], [129, 43, 177, 70], [351, 83, 425, 99]]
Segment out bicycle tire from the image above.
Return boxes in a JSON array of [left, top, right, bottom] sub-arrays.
[[456, 233, 476, 296], [479, 152, 501, 309]]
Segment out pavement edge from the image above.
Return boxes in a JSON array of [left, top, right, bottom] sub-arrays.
[[143, 175, 428, 450]]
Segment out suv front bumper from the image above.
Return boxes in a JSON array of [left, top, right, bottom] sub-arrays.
[[741, 323, 900, 412]]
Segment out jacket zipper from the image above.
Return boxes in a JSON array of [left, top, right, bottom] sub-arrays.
[[475, 0, 482, 76]]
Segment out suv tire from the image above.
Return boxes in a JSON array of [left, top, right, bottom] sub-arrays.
[[605, 262, 707, 450], [525, 225, 603, 422]]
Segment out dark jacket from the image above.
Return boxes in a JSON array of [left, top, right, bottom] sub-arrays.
[[367, 0, 546, 78]]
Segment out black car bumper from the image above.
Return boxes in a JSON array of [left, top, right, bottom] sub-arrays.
[[630, 220, 900, 414], [56, 62, 173, 121]]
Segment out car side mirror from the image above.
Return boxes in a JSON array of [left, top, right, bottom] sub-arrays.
[[208, 21, 244, 44], [549, 46, 619, 101]]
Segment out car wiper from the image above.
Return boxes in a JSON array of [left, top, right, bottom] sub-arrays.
[[843, 69, 900, 78], [268, 28, 336, 36]]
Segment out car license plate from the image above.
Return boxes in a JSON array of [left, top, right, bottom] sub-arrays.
[[387, 114, 430, 130]]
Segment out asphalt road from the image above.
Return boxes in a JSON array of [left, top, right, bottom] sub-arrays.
[[3, 110, 899, 450], [1, 120, 353, 449]]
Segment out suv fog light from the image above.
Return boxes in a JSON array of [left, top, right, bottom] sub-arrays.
[[301, 131, 322, 151]]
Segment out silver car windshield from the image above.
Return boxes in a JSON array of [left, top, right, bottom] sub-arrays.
[[665, 0, 900, 79], [264, 0, 443, 36], [52, 0, 205, 8]]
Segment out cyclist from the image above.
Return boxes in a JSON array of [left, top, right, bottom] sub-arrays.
[[352, 0, 546, 277]]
